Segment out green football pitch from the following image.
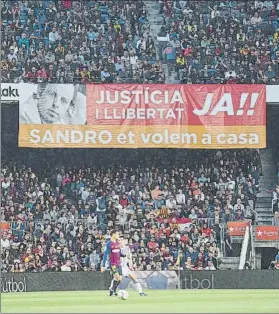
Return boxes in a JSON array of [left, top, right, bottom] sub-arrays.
[[2, 290, 279, 313]]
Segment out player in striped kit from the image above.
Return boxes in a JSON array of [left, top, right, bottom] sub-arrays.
[[119, 236, 147, 296], [101, 229, 122, 296]]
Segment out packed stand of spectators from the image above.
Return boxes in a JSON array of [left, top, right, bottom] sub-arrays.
[[1, 0, 165, 84], [1, 149, 261, 273], [159, 0, 279, 83]]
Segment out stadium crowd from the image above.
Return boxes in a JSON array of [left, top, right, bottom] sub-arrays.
[[159, 0, 279, 83], [1, 0, 165, 84], [1, 0, 279, 84], [1, 149, 261, 273]]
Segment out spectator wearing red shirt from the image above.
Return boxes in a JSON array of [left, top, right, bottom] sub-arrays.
[[200, 223, 212, 237], [63, 0, 72, 9], [62, 174, 71, 186], [147, 238, 158, 252], [25, 67, 38, 82], [36, 66, 47, 81], [180, 233, 190, 244], [119, 195, 128, 208], [182, 45, 193, 57]]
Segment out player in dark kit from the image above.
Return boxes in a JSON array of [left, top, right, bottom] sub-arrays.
[[101, 229, 122, 296]]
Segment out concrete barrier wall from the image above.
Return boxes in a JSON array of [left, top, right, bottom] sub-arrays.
[[179, 270, 279, 289], [2, 270, 279, 293], [1, 272, 111, 293]]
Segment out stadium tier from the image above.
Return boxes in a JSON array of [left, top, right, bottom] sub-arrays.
[[1, 0, 279, 84], [1, 149, 261, 272]]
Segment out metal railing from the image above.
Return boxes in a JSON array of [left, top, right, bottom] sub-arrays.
[[239, 226, 250, 270], [251, 208, 259, 225], [250, 225, 256, 269]]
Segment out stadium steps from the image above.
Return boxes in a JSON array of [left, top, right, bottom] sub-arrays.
[[254, 149, 277, 225], [144, 1, 180, 83], [255, 197, 274, 225], [144, 0, 164, 62], [219, 257, 240, 270], [257, 149, 277, 198]]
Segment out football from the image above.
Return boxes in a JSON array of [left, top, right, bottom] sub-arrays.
[[118, 290, 129, 300]]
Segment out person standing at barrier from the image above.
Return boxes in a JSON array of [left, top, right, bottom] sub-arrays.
[[119, 236, 147, 296], [101, 229, 122, 296]]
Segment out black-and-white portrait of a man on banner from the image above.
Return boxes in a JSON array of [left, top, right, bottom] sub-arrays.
[[19, 84, 86, 125]]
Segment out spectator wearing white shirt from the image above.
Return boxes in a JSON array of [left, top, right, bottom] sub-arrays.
[[129, 51, 138, 66], [250, 12, 262, 25], [118, 211, 127, 227], [226, 200, 234, 211], [225, 69, 237, 79], [205, 261, 216, 270], [48, 27, 59, 45], [198, 173, 209, 183], [211, 7, 220, 19], [61, 260, 72, 271], [166, 195, 177, 209], [7, 49, 18, 62], [262, 1, 274, 9], [233, 199, 245, 213], [189, 208, 198, 219], [227, 178, 235, 190], [81, 187, 90, 202], [45, 51, 55, 64], [89, 251, 100, 271], [33, 187, 43, 198], [176, 189, 185, 205], [1, 235, 10, 250], [1, 178, 10, 190], [111, 190, 119, 201], [87, 214, 97, 226]]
